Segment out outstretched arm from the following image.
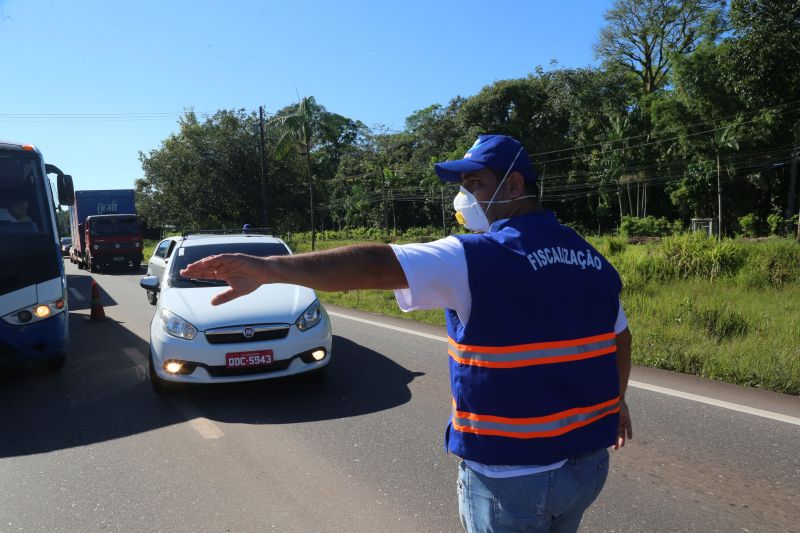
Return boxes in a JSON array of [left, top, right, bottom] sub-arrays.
[[180, 243, 408, 306]]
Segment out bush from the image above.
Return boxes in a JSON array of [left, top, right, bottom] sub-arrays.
[[738, 212, 764, 237], [737, 239, 800, 288], [603, 236, 627, 256], [767, 212, 785, 236], [619, 216, 681, 237], [657, 233, 746, 280]]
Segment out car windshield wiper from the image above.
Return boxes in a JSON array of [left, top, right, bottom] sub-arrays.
[[184, 278, 228, 286]]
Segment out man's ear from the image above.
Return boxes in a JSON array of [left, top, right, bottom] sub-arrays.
[[504, 171, 526, 197]]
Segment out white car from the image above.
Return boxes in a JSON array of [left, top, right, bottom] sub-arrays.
[[140, 233, 332, 395], [144, 236, 183, 305]]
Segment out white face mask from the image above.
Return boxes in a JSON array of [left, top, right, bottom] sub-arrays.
[[453, 187, 491, 232], [452, 147, 535, 233]]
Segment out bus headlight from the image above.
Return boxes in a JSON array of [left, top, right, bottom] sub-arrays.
[[2, 297, 68, 326]]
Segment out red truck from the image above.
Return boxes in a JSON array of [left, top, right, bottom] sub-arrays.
[[68, 189, 143, 272]]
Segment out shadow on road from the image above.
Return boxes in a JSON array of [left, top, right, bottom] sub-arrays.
[[0, 308, 421, 458], [66, 274, 119, 310], [182, 335, 424, 425]]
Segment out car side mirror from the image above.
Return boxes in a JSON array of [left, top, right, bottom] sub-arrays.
[[140, 276, 160, 292]]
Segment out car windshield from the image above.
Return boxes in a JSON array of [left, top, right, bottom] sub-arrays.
[[61, 237, 71, 245], [90, 217, 138, 236], [168, 241, 290, 288]]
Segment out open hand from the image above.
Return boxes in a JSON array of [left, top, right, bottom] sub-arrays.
[[180, 253, 266, 306]]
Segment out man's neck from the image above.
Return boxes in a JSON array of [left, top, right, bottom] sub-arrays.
[[493, 199, 541, 222]]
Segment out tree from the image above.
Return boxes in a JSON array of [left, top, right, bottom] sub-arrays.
[[595, 0, 726, 93], [137, 110, 302, 232]]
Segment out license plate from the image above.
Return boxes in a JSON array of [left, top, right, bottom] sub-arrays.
[[225, 350, 273, 368], [113, 256, 126, 262]]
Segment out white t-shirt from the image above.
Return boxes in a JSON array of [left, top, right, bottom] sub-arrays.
[[390, 236, 628, 478]]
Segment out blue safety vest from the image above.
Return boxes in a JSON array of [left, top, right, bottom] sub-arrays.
[[445, 210, 622, 465]]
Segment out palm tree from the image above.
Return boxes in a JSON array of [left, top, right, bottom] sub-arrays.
[[273, 96, 318, 249], [711, 123, 740, 238]]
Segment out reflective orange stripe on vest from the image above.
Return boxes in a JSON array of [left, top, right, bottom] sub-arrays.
[[452, 397, 620, 439], [447, 332, 616, 368]]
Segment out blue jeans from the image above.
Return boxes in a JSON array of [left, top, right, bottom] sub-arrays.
[[457, 448, 610, 533]]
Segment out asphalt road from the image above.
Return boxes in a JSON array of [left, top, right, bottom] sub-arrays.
[[1, 261, 798, 532]]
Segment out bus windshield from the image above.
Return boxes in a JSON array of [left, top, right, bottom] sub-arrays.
[[0, 152, 51, 238], [0, 149, 60, 297]]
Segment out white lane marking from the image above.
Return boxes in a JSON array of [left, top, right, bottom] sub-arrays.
[[327, 311, 446, 342], [628, 380, 800, 427], [170, 397, 225, 440], [68, 287, 85, 301], [328, 310, 800, 426]]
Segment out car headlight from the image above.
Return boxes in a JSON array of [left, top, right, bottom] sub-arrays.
[[160, 309, 197, 340], [295, 299, 322, 332]]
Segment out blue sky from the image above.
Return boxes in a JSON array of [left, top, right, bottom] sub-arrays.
[[0, 0, 613, 191]]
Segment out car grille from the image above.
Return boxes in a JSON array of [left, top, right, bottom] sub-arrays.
[[204, 358, 293, 377], [204, 324, 290, 344]]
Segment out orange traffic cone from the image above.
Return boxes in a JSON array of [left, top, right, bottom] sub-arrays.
[[88, 279, 107, 322]]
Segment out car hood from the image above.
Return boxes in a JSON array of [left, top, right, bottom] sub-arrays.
[[160, 283, 317, 331]]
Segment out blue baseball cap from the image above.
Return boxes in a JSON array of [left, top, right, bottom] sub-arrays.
[[434, 134, 537, 184]]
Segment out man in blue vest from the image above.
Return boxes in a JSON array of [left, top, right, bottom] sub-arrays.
[[181, 134, 633, 532]]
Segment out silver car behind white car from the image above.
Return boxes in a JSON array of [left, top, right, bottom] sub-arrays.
[[141, 232, 332, 395]]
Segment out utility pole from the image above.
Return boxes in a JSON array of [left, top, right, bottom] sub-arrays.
[[441, 185, 447, 238], [786, 148, 798, 238], [382, 168, 388, 235], [391, 189, 396, 235], [717, 151, 723, 239], [539, 163, 546, 201], [258, 106, 267, 227]]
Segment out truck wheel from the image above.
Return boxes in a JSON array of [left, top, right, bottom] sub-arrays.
[[146, 290, 157, 306], [149, 352, 176, 396], [88, 258, 97, 273]]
